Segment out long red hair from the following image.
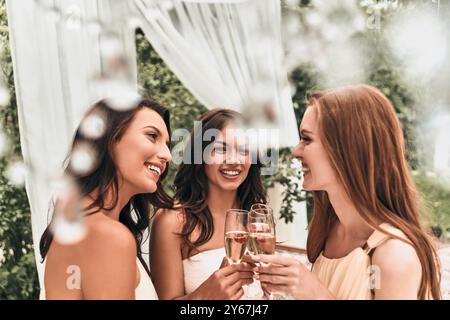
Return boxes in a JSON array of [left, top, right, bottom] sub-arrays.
[[306, 84, 441, 299]]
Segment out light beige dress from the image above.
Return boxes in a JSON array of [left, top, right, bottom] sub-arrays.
[[312, 223, 407, 300]]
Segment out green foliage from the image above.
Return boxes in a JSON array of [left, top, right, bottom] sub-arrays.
[[361, 24, 423, 169], [414, 172, 450, 241], [0, 0, 39, 300]]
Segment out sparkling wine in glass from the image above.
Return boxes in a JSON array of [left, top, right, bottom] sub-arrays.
[[224, 209, 249, 264], [247, 209, 276, 258]]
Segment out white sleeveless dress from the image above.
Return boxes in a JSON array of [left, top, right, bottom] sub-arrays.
[[136, 259, 159, 300], [40, 259, 158, 300], [182, 247, 264, 299]]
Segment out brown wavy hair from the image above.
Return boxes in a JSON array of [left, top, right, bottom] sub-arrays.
[[174, 108, 267, 256], [39, 99, 174, 275], [305, 84, 441, 299]]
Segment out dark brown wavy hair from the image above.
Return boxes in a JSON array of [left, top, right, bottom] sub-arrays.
[[39, 99, 173, 275], [174, 108, 267, 256], [306, 84, 441, 299]]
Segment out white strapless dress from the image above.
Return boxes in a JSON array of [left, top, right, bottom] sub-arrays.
[[40, 259, 158, 300], [182, 247, 264, 299], [136, 259, 159, 300]]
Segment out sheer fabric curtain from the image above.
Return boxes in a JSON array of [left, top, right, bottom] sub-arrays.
[[133, 0, 300, 147], [6, 0, 138, 289]]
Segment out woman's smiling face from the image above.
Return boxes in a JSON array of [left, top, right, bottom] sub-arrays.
[[204, 123, 252, 192], [112, 107, 172, 195], [291, 106, 338, 192]]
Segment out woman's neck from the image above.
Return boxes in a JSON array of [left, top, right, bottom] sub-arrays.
[[326, 184, 375, 242], [87, 181, 134, 221], [207, 183, 238, 217]]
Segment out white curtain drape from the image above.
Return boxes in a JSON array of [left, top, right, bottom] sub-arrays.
[[6, 0, 305, 295], [133, 0, 300, 147], [6, 0, 138, 288]]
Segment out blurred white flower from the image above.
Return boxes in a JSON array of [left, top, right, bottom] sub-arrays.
[[305, 11, 322, 28], [64, 5, 82, 30], [103, 81, 141, 111], [100, 36, 123, 61], [99, 36, 131, 77], [69, 142, 97, 175], [50, 175, 86, 245], [51, 214, 86, 245], [80, 111, 107, 140], [6, 161, 28, 187]]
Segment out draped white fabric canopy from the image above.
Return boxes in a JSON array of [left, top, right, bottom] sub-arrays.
[[133, 0, 299, 147], [6, 0, 304, 293]]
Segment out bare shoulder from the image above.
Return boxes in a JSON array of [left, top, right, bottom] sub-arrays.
[[81, 214, 137, 298], [85, 214, 136, 253], [152, 207, 184, 234], [372, 237, 421, 277], [44, 214, 137, 299]]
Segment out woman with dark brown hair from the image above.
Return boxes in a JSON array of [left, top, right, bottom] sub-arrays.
[[150, 108, 267, 299], [40, 99, 173, 299], [253, 84, 441, 299]]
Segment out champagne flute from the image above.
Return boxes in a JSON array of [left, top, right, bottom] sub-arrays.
[[247, 207, 276, 260], [248, 204, 283, 299], [224, 209, 249, 265]]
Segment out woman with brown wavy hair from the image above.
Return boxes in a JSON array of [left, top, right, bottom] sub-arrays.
[[253, 84, 441, 299], [40, 99, 173, 299], [150, 108, 266, 299]]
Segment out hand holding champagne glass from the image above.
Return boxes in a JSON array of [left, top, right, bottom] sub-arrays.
[[224, 209, 249, 264], [247, 204, 284, 299]]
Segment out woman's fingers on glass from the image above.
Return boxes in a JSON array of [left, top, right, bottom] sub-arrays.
[[239, 271, 255, 279], [258, 274, 287, 285], [219, 256, 229, 268], [221, 260, 249, 276], [256, 263, 286, 276], [247, 254, 261, 263], [228, 262, 253, 273], [228, 275, 246, 293], [239, 261, 254, 269], [241, 254, 257, 266]]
